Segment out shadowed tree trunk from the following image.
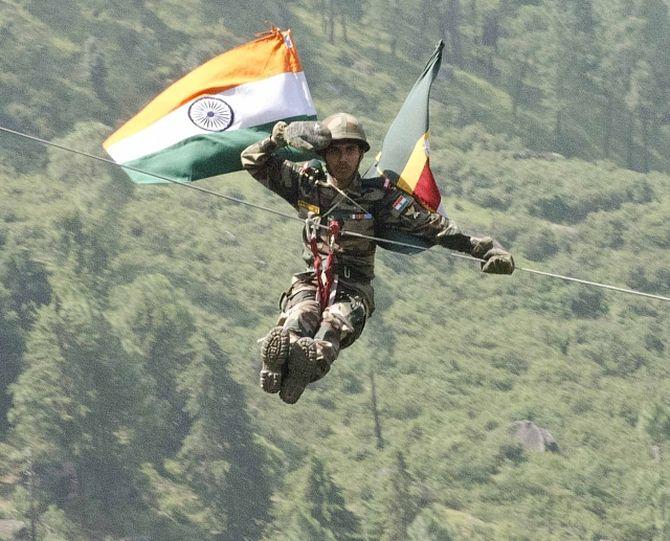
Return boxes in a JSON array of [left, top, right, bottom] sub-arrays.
[[511, 62, 526, 123], [554, 108, 563, 151], [442, 0, 463, 66], [327, 0, 335, 44], [389, 0, 400, 57], [482, 10, 499, 78], [626, 111, 634, 170], [369, 371, 384, 450], [341, 10, 348, 43], [603, 93, 613, 159], [640, 111, 654, 173]]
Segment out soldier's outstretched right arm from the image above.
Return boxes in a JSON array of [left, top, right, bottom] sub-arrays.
[[241, 122, 303, 204]]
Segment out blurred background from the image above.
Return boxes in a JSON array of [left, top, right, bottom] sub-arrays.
[[0, 1, 668, 539]]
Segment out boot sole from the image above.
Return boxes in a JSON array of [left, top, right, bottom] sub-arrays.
[[280, 337, 316, 404], [260, 327, 289, 394]]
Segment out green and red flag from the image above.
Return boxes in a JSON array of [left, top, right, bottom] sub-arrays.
[[366, 41, 446, 252], [104, 28, 316, 184], [368, 41, 444, 212]]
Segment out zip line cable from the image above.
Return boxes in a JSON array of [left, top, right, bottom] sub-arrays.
[[1, 125, 669, 304], [0, 126, 303, 225]]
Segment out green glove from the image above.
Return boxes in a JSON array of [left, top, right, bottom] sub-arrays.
[[284, 121, 332, 151], [470, 237, 515, 275]]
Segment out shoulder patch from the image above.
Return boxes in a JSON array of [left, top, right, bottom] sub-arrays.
[[392, 194, 412, 212]]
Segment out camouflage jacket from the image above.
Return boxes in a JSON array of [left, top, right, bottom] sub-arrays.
[[241, 137, 474, 311]]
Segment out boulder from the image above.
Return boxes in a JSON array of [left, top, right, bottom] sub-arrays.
[[509, 420, 559, 453], [0, 520, 26, 541]]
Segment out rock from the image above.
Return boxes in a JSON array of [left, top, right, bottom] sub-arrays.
[[509, 420, 559, 453], [0, 519, 27, 540]]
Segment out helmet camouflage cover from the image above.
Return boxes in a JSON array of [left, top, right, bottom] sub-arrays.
[[322, 112, 370, 152]]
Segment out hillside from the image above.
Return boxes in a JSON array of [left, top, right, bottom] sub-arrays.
[[0, 1, 669, 540]]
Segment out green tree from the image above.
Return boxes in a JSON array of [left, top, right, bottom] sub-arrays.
[[407, 505, 457, 540], [499, 6, 547, 122], [594, 14, 640, 160], [110, 273, 196, 459], [8, 286, 156, 522], [169, 338, 273, 540], [381, 451, 421, 541], [1, 249, 51, 329], [304, 457, 363, 541], [539, 0, 597, 153], [0, 283, 24, 434], [640, 401, 670, 540]]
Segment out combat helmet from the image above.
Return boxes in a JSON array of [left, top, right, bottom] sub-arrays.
[[322, 112, 370, 152]]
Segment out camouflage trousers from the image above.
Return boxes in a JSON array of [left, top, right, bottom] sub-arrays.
[[275, 272, 369, 381]]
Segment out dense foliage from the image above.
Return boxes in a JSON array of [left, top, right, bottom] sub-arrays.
[[0, 1, 668, 539]]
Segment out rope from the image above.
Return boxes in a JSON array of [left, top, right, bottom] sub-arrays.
[[1, 125, 668, 303]]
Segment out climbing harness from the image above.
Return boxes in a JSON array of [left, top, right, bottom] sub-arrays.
[[306, 213, 342, 311]]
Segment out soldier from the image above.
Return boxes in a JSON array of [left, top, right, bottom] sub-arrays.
[[241, 113, 514, 404]]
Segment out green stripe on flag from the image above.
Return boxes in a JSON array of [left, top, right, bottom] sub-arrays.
[[122, 115, 317, 184]]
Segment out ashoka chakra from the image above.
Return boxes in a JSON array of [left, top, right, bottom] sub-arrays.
[[188, 96, 234, 132]]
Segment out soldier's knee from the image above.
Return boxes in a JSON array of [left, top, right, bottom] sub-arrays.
[[283, 299, 322, 337], [321, 311, 345, 332]]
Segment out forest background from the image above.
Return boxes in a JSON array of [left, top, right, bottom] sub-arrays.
[[0, 0, 669, 539]]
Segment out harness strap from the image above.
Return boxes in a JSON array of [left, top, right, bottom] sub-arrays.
[[306, 216, 341, 312]]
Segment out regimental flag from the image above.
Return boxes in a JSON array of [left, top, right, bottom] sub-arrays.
[[103, 28, 316, 184], [365, 41, 445, 254], [370, 41, 444, 211]]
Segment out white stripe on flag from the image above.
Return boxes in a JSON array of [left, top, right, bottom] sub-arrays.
[[106, 71, 316, 164]]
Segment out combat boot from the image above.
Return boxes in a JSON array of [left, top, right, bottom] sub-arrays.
[[280, 337, 317, 404], [259, 327, 290, 393]]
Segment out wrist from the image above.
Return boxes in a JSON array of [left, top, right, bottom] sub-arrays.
[[259, 137, 280, 153]]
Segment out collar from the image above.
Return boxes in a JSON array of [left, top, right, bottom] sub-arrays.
[[327, 172, 362, 196]]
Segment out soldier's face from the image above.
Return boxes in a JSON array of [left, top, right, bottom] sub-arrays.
[[324, 142, 363, 187]]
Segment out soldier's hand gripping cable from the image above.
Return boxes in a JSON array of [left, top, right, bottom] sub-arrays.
[[241, 113, 514, 404]]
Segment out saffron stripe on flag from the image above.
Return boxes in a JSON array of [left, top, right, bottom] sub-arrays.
[[104, 29, 304, 147]]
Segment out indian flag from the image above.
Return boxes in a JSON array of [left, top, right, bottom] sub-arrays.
[[103, 28, 316, 184]]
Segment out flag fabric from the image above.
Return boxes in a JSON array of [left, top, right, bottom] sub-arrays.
[[365, 41, 446, 253], [103, 28, 316, 184]]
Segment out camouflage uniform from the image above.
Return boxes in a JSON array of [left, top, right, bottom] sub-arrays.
[[241, 136, 475, 385]]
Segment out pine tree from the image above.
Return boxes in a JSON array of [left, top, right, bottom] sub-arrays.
[[640, 401, 670, 540], [303, 457, 363, 541], [381, 451, 421, 541], [0, 282, 24, 434], [110, 273, 196, 459], [8, 285, 157, 517], [173, 337, 273, 541]]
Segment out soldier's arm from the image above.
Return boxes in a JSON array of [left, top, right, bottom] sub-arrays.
[[377, 188, 514, 273], [240, 124, 303, 203], [377, 189, 473, 252]]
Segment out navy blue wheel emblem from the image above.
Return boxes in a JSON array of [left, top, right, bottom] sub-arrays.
[[188, 96, 234, 131]]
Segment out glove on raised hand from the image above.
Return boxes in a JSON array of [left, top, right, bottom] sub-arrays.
[[271, 121, 288, 147], [284, 121, 332, 151], [470, 236, 515, 275]]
